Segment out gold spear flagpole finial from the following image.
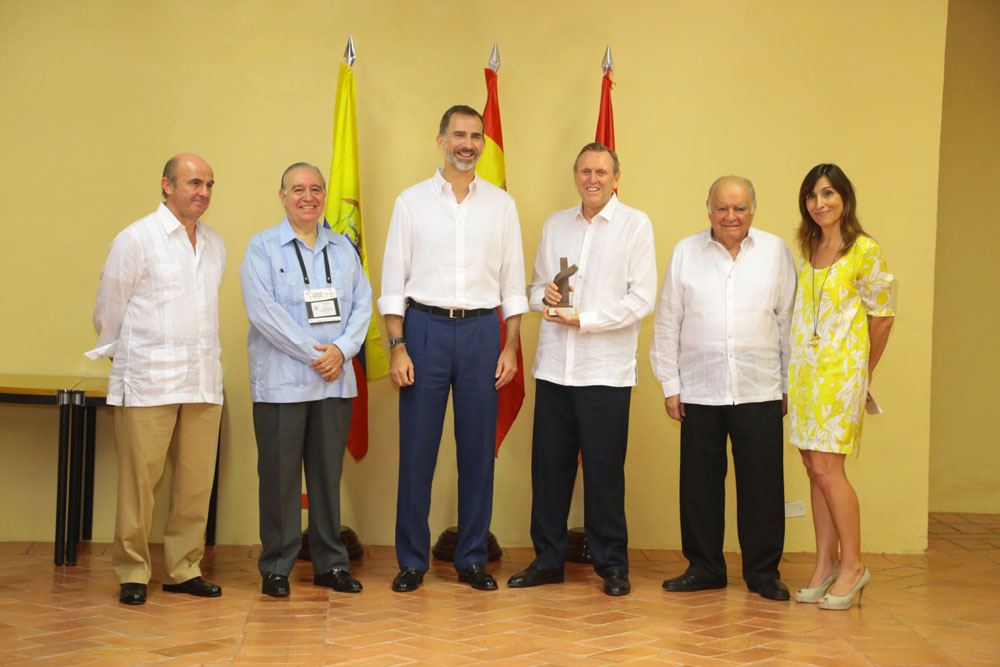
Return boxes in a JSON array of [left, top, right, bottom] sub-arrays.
[[602, 44, 613, 75], [488, 42, 500, 72], [343, 35, 356, 66]]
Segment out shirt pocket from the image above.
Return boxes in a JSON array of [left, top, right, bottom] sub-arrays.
[[274, 269, 304, 313], [152, 265, 184, 303]]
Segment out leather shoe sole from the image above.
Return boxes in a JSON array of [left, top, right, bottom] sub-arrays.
[[392, 568, 424, 592], [262, 573, 290, 598], [507, 566, 564, 588], [749, 579, 790, 601], [162, 577, 222, 597], [314, 569, 362, 593], [458, 564, 498, 590], [662, 573, 727, 592], [119, 583, 147, 605]]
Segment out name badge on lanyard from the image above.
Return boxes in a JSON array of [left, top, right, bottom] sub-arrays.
[[293, 239, 341, 324], [306, 288, 341, 323]]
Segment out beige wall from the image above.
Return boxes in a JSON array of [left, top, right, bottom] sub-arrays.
[[0, 0, 946, 553], [930, 0, 1000, 512]]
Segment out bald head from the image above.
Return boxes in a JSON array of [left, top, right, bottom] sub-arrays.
[[707, 175, 756, 212]]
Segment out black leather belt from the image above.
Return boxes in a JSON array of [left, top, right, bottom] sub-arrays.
[[407, 298, 495, 319]]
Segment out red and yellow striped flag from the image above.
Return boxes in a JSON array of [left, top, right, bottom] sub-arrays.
[[476, 51, 524, 456]]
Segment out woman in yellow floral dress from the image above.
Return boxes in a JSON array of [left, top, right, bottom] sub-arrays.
[[788, 164, 895, 610]]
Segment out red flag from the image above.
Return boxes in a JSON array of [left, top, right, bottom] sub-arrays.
[[347, 356, 369, 459], [476, 56, 524, 456], [596, 71, 615, 151]]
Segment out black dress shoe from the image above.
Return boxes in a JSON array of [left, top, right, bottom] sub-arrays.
[[507, 565, 564, 588], [262, 572, 290, 597], [162, 576, 222, 597], [603, 570, 631, 596], [314, 569, 362, 593], [458, 563, 498, 590], [749, 578, 790, 601], [662, 572, 727, 592], [391, 567, 424, 592], [119, 583, 147, 605]]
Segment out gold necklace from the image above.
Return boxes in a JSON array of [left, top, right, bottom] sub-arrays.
[[809, 243, 842, 348], [809, 264, 832, 349]]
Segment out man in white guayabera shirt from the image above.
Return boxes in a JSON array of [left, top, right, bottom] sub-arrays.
[[650, 175, 797, 602], [507, 143, 657, 598], [88, 153, 225, 606]]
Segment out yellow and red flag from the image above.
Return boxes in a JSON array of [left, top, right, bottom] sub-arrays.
[[326, 42, 389, 461], [476, 44, 524, 456]]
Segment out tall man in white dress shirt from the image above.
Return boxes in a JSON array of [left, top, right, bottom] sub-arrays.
[[507, 143, 657, 596], [650, 176, 797, 601], [240, 163, 372, 598], [379, 105, 528, 592], [89, 153, 225, 606]]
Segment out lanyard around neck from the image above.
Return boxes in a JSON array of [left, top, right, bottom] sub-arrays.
[[292, 240, 331, 286]]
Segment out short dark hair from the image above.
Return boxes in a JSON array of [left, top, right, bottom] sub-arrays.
[[280, 162, 326, 191], [796, 163, 867, 259], [438, 105, 484, 135], [161, 156, 179, 199], [573, 142, 620, 175]]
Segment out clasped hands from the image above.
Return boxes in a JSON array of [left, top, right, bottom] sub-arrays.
[[312, 343, 345, 382]]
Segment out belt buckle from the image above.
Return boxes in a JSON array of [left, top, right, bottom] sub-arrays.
[[448, 308, 457, 319]]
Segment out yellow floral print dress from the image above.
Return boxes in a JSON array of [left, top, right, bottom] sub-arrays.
[[788, 236, 895, 455]]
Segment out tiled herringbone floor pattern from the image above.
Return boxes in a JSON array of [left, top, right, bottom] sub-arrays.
[[1, 513, 999, 665]]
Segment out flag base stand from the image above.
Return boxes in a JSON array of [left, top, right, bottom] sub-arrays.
[[298, 526, 364, 562], [566, 526, 592, 564], [432, 526, 503, 562]]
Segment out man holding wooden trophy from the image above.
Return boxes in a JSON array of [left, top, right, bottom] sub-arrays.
[[508, 142, 657, 596]]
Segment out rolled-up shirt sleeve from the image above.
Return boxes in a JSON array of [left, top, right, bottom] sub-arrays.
[[498, 199, 529, 319], [377, 196, 410, 317]]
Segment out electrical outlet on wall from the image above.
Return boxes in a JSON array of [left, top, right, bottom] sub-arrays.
[[784, 501, 806, 518]]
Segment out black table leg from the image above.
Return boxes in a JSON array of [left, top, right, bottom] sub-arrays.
[[54, 390, 71, 566], [82, 405, 96, 541], [66, 390, 85, 566]]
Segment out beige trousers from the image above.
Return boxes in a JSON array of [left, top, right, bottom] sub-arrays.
[[112, 403, 222, 585]]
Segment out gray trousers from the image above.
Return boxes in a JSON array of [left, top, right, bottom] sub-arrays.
[[253, 398, 352, 576]]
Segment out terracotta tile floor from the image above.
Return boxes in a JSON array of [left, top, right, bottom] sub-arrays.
[[1, 512, 999, 665]]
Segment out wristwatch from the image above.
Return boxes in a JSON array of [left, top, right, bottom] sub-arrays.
[[388, 337, 405, 348]]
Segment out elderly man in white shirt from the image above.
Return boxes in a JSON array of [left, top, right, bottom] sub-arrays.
[[650, 175, 796, 601], [89, 153, 225, 606], [379, 105, 528, 593], [506, 143, 656, 597]]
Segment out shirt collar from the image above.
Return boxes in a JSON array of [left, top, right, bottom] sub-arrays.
[[433, 168, 481, 198], [156, 202, 207, 242], [704, 226, 757, 250], [278, 217, 331, 250], [578, 193, 620, 224]]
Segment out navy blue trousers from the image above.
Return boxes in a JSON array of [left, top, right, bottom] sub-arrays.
[[679, 401, 785, 587], [395, 308, 500, 572], [529, 380, 632, 577]]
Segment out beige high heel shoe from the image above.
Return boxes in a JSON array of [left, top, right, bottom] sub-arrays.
[[818, 567, 870, 610], [793, 567, 839, 603]]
